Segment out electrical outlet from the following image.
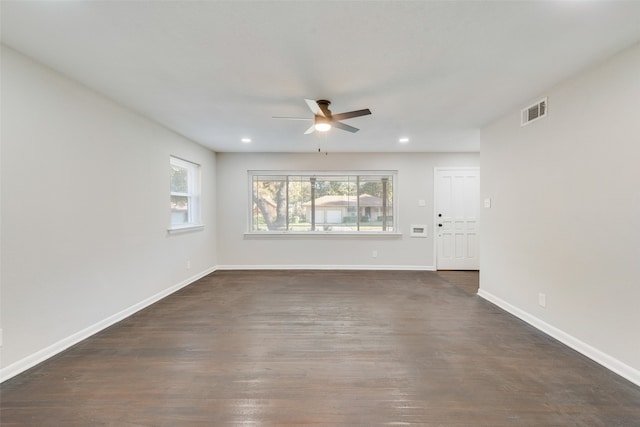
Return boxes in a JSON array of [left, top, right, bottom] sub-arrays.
[[538, 293, 546, 308], [186, 260, 191, 270], [372, 250, 378, 258]]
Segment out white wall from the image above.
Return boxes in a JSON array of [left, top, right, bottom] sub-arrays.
[[0, 46, 217, 380], [216, 152, 479, 269], [480, 43, 640, 384]]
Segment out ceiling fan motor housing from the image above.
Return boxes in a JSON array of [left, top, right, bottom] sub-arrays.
[[316, 99, 332, 117]]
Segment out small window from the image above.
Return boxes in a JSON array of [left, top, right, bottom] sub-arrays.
[[249, 171, 396, 234], [170, 156, 201, 229]]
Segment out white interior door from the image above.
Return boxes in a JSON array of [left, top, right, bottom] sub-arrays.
[[435, 168, 480, 270]]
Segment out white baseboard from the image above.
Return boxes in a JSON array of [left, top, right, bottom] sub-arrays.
[[215, 264, 436, 271], [0, 266, 217, 384], [477, 288, 640, 388]]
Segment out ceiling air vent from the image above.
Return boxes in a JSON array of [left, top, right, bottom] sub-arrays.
[[521, 97, 547, 126]]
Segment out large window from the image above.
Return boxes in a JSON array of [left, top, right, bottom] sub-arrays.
[[250, 171, 396, 233], [170, 156, 201, 229]]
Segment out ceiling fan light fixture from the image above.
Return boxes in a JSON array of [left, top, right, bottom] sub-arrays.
[[315, 122, 331, 132]]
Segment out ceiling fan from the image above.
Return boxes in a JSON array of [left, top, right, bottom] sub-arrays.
[[274, 99, 372, 134]]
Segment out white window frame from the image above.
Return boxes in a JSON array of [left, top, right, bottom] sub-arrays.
[[247, 170, 400, 237], [169, 156, 202, 232]]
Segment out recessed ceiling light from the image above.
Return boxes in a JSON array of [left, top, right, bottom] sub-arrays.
[[399, 137, 409, 143], [241, 138, 251, 143]]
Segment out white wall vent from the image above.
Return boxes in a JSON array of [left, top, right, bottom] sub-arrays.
[[521, 97, 547, 126]]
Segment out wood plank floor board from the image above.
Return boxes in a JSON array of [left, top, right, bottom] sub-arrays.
[[1, 270, 639, 426]]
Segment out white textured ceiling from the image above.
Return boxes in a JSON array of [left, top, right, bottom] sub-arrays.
[[2, 1, 640, 153]]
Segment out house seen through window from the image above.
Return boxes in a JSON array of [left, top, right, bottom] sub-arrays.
[[250, 172, 396, 233]]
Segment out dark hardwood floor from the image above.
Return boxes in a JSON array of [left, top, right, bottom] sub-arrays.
[[1, 270, 639, 425]]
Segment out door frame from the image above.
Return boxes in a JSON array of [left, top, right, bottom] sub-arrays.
[[433, 167, 480, 270]]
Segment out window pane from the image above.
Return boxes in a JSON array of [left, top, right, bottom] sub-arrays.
[[171, 195, 189, 225], [252, 176, 287, 231], [171, 165, 188, 193], [169, 156, 201, 228], [313, 176, 357, 231], [288, 176, 311, 231], [359, 176, 393, 232]]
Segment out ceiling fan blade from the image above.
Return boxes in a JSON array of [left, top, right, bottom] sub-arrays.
[[304, 124, 316, 134], [332, 108, 372, 121], [305, 99, 322, 116], [272, 116, 313, 121], [332, 120, 359, 133]]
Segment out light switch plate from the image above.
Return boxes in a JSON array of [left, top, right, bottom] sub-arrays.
[[484, 198, 492, 208]]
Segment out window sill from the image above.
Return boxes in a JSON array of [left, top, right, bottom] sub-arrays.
[[244, 231, 403, 239], [168, 224, 204, 234]]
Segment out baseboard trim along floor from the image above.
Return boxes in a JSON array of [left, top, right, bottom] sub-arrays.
[[0, 266, 217, 383], [215, 264, 437, 271], [477, 288, 640, 387]]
